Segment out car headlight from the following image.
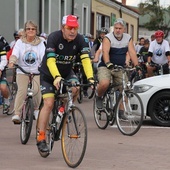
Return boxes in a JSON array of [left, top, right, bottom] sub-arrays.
[[133, 84, 153, 93]]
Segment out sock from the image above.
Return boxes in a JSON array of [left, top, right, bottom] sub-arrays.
[[4, 98, 10, 105], [37, 130, 45, 142]]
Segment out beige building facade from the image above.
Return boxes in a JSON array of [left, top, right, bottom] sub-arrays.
[[91, 0, 139, 43]]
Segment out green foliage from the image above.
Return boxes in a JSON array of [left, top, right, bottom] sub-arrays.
[[138, 0, 170, 38]]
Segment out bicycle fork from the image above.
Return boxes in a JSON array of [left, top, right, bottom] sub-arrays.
[[67, 109, 80, 139]]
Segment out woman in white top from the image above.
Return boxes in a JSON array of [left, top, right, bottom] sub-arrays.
[[9, 20, 46, 124]]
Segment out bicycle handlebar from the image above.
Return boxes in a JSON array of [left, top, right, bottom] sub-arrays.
[[14, 64, 40, 76], [60, 79, 96, 99], [113, 65, 136, 72]]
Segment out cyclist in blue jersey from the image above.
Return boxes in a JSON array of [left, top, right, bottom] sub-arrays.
[[96, 18, 139, 112]]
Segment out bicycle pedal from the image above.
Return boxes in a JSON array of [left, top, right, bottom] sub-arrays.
[[25, 120, 30, 123], [14, 122, 21, 125], [3, 110, 8, 114]]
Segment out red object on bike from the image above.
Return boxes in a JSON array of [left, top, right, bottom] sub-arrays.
[[154, 30, 164, 38], [59, 106, 64, 113]]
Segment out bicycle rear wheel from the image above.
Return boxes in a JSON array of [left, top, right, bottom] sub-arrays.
[[61, 106, 87, 168], [116, 91, 144, 136], [20, 98, 34, 144], [93, 94, 109, 129]]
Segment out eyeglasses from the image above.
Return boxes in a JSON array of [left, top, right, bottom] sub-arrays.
[[26, 28, 36, 31], [64, 25, 79, 30]]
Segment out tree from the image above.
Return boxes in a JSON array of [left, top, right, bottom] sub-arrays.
[[138, 0, 170, 38]]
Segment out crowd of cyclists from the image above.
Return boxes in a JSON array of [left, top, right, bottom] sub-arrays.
[[0, 15, 170, 153]]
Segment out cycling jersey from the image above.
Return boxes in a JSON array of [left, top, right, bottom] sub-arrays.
[[39, 30, 93, 81], [148, 39, 170, 65], [139, 46, 149, 62], [99, 32, 131, 67], [0, 41, 7, 71]]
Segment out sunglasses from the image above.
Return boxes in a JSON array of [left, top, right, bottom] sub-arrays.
[[64, 25, 79, 30], [26, 28, 36, 31]]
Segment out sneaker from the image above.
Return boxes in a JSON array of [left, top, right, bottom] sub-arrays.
[[34, 110, 39, 120], [3, 104, 10, 114], [83, 91, 88, 98], [12, 114, 21, 124], [119, 110, 128, 121], [37, 140, 49, 152], [96, 96, 103, 109]]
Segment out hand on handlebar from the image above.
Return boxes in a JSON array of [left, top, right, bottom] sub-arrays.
[[106, 62, 118, 74], [135, 65, 142, 71], [8, 62, 14, 69], [53, 76, 62, 90]]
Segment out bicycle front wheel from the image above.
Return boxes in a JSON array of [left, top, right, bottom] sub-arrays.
[[61, 106, 87, 168], [116, 91, 144, 136], [20, 98, 34, 144]]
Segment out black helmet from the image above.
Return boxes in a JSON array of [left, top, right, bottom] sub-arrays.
[[144, 39, 150, 44], [100, 27, 108, 34], [13, 31, 19, 38]]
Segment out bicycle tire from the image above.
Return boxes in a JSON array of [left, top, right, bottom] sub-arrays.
[[6, 82, 17, 115], [61, 106, 87, 168], [77, 74, 83, 104], [36, 108, 54, 158], [108, 93, 117, 126], [93, 94, 109, 129], [116, 91, 144, 136], [20, 98, 34, 144]]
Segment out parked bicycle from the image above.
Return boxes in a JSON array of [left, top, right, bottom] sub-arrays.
[[93, 65, 144, 136], [14, 64, 40, 144], [36, 79, 94, 168]]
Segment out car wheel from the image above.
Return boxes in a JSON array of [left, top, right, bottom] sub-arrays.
[[148, 90, 170, 126]]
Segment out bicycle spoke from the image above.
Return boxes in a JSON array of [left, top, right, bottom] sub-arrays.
[[116, 91, 144, 136], [61, 106, 87, 168]]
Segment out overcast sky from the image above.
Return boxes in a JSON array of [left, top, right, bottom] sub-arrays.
[[116, 0, 170, 7]]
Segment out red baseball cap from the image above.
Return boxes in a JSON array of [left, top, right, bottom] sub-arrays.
[[62, 15, 79, 27]]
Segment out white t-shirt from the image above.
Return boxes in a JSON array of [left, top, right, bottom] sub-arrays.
[[12, 38, 45, 74], [148, 39, 170, 64]]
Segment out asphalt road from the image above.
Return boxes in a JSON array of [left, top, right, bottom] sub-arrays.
[[0, 97, 170, 170]]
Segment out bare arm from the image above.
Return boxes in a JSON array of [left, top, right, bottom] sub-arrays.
[[93, 48, 102, 63], [125, 52, 131, 66], [102, 37, 111, 64], [128, 39, 138, 66]]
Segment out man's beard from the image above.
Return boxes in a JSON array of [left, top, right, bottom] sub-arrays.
[[114, 33, 122, 38]]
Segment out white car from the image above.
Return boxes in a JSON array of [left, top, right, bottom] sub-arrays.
[[133, 74, 170, 126]]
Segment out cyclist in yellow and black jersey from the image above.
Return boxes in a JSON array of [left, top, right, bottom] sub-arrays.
[[37, 15, 94, 152]]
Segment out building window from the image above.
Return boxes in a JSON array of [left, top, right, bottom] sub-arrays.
[[82, 4, 88, 34], [96, 13, 110, 35], [130, 24, 134, 40], [111, 13, 116, 26], [125, 23, 129, 33]]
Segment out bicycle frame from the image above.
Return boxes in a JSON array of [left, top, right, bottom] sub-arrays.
[[38, 79, 93, 167], [51, 80, 86, 142]]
